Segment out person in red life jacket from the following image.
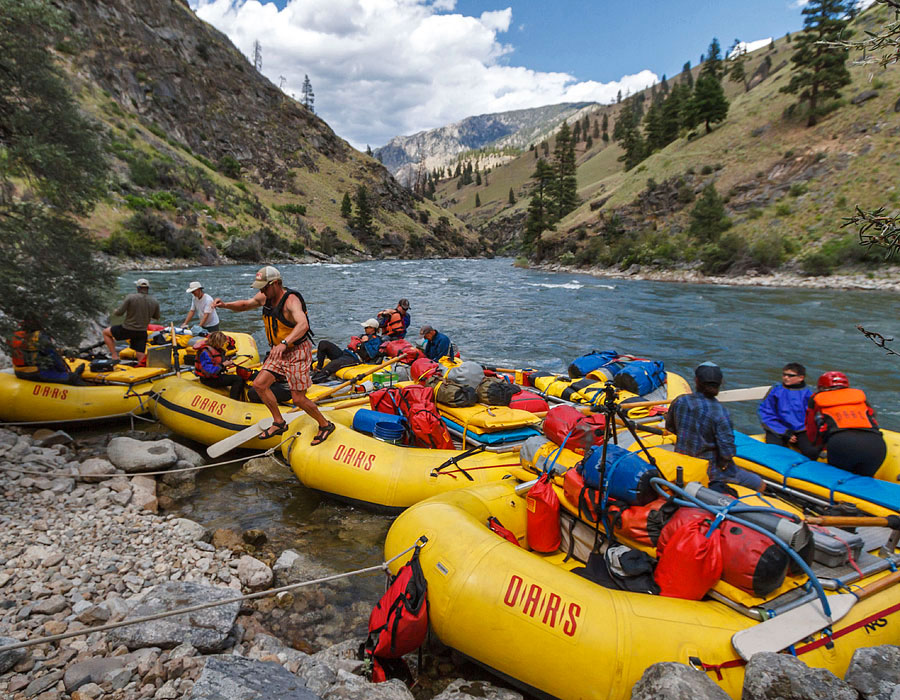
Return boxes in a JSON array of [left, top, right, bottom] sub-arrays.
[[377, 299, 410, 340], [665, 362, 764, 494], [194, 332, 245, 400], [102, 278, 160, 363], [214, 266, 335, 445], [757, 362, 818, 459], [10, 317, 84, 384], [313, 318, 385, 382], [806, 371, 886, 477]]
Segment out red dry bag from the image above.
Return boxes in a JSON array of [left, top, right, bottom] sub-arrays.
[[362, 546, 428, 682], [654, 512, 723, 600], [526, 473, 561, 553], [509, 390, 549, 414], [382, 339, 414, 358], [370, 387, 402, 415], [409, 358, 440, 383], [543, 405, 606, 453]]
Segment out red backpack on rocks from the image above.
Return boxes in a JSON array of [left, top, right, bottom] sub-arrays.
[[361, 546, 429, 683]]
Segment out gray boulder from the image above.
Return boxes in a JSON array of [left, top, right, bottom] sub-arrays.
[[310, 639, 365, 676], [742, 652, 857, 700], [63, 657, 130, 692], [172, 442, 205, 467], [0, 636, 26, 674], [78, 457, 118, 483], [234, 455, 294, 482], [189, 655, 320, 699], [433, 678, 523, 700], [845, 645, 900, 700], [107, 581, 239, 653], [323, 668, 414, 699], [172, 517, 210, 543], [630, 662, 729, 700], [107, 436, 177, 472], [273, 549, 332, 587]]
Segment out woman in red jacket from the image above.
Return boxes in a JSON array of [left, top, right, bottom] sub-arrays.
[[806, 371, 886, 477]]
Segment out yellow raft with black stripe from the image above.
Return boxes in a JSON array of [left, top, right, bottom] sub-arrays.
[[280, 405, 525, 511], [384, 459, 900, 699], [0, 332, 259, 424]]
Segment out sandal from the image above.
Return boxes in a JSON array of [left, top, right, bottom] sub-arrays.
[[311, 421, 336, 446], [258, 421, 288, 440]]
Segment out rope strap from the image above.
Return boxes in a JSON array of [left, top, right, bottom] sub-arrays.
[[0, 536, 428, 654]]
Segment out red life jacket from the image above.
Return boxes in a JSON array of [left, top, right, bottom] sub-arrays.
[[194, 345, 224, 379], [10, 330, 39, 372], [808, 387, 878, 442], [362, 546, 428, 683]]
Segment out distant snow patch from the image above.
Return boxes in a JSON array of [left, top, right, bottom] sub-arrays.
[[728, 38, 773, 58]]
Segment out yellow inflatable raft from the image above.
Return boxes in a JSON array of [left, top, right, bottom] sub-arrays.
[[0, 332, 258, 425], [281, 407, 525, 511], [384, 474, 900, 699]]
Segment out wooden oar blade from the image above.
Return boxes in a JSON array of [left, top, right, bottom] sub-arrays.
[[718, 386, 770, 402], [206, 410, 307, 458], [731, 593, 856, 661]]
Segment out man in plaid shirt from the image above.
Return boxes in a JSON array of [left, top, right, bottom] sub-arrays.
[[665, 362, 764, 493]]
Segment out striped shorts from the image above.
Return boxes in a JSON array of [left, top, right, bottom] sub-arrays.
[[261, 340, 312, 391]]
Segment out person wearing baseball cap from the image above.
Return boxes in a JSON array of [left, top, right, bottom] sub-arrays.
[[664, 362, 764, 494], [102, 278, 160, 362], [312, 318, 385, 382], [181, 281, 220, 333], [214, 266, 334, 444], [377, 298, 411, 340], [420, 324, 455, 361]]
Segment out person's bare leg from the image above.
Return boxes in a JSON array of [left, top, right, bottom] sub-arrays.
[[252, 371, 284, 424], [102, 327, 118, 360], [291, 389, 328, 428]]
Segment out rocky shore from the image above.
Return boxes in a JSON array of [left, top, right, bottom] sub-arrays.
[[537, 262, 900, 292], [3, 425, 900, 700]]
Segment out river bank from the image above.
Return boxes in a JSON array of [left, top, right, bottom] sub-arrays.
[[536, 261, 900, 292], [0, 427, 517, 700]]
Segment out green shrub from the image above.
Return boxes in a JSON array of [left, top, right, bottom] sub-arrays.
[[124, 195, 151, 211], [126, 127, 137, 140], [700, 232, 747, 275], [788, 182, 808, 197], [147, 122, 167, 140], [800, 251, 834, 276], [701, 164, 714, 175], [272, 203, 307, 216], [234, 182, 248, 193], [149, 191, 178, 211], [835, 195, 847, 208], [129, 158, 159, 188], [775, 202, 792, 217], [218, 154, 241, 179], [749, 233, 785, 271], [747, 208, 763, 220]]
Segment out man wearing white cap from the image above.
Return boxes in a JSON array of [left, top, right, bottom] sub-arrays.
[[312, 317, 384, 381], [102, 278, 160, 363], [181, 281, 220, 332], [214, 266, 334, 444]]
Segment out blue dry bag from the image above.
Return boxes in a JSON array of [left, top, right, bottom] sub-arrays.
[[568, 350, 619, 378], [578, 443, 661, 506], [612, 360, 666, 396]]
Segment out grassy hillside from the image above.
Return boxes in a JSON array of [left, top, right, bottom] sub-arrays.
[[54, 0, 478, 264], [434, 4, 900, 275]]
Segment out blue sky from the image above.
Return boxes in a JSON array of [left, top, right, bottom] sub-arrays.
[[191, 0, 816, 149]]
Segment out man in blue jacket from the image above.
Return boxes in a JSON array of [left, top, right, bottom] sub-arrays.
[[420, 324, 454, 361], [758, 362, 818, 459]]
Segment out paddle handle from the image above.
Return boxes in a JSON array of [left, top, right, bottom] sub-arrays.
[[807, 515, 900, 529], [856, 570, 900, 601], [313, 356, 402, 404]]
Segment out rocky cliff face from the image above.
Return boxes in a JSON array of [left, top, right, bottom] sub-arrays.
[[376, 102, 597, 184]]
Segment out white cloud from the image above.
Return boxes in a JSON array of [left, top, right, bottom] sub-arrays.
[[190, 0, 656, 149]]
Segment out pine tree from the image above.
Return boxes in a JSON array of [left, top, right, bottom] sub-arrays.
[[780, 0, 853, 127], [508, 188, 516, 205], [644, 100, 666, 152], [550, 122, 579, 220], [615, 109, 646, 171], [352, 185, 375, 238], [689, 184, 732, 243], [681, 61, 694, 89], [701, 38, 724, 79], [593, 118, 600, 139], [0, 0, 114, 347], [340, 192, 352, 218], [365, 145, 373, 156], [523, 159, 555, 253], [301, 74, 315, 112], [253, 40, 262, 72], [475, 171, 482, 186], [693, 72, 729, 133], [585, 134, 593, 149], [661, 83, 686, 143], [616, 89, 622, 103], [474, 193, 481, 208]]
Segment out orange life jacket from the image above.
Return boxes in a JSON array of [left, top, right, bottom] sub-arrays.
[[809, 387, 878, 440], [194, 345, 224, 379], [10, 330, 39, 373], [262, 289, 313, 347], [381, 310, 405, 337]]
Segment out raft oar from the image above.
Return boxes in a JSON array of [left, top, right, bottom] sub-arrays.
[[806, 515, 900, 528], [731, 569, 900, 660], [617, 385, 771, 411], [207, 356, 402, 458]]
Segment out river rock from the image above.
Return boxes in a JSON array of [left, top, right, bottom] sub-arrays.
[[235, 455, 294, 482], [107, 581, 240, 653], [0, 636, 27, 674], [35, 429, 73, 447], [310, 639, 364, 676], [24, 669, 64, 697], [172, 442, 205, 467], [78, 457, 118, 483], [189, 655, 320, 699], [107, 437, 177, 473], [237, 555, 273, 590], [630, 662, 729, 700], [272, 549, 332, 586], [33, 594, 68, 615], [433, 678, 523, 700], [172, 517, 210, 543], [63, 657, 129, 692], [844, 645, 900, 699], [131, 475, 158, 512], [742, 652, 857, 700], [324, 668, 414, 700]]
